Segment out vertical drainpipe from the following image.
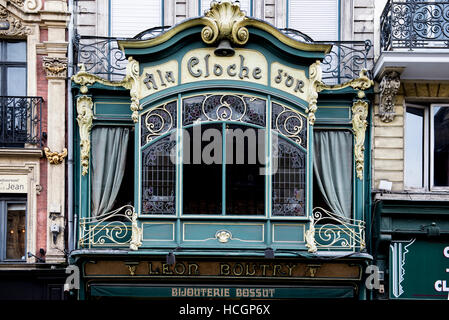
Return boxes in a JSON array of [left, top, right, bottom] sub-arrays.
[[67, 0, 74, 253]]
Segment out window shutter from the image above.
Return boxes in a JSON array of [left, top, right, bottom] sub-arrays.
[[288, 0, 339, 41], [200, 0, 251, 16], [110, 0, 162, 37]]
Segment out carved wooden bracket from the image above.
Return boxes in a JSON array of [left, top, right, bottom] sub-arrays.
[[379, 71, 401, 122]]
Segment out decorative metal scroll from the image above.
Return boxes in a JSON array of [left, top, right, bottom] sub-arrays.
[[74, 35, 128, 81], [78, 205, 141, 250], [141, 101, 177, 146], [272, 138, 306, 216], [312, 207, 366, 251], [381, 0, 449, 50], [318, 40, 373, 85], [182, 94, 266, 127], [142, 136, 176, 215], [271, 102, 307, 148]]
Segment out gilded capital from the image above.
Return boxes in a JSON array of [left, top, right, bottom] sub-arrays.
[[43, 56, 68, 79], [379, 71, 401, 122]]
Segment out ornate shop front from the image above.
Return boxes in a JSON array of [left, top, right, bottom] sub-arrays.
[[70, 1, 373, 300]]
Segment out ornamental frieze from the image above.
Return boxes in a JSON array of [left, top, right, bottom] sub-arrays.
[[43, 56, 68, 79], [0, 5, 32, 36]]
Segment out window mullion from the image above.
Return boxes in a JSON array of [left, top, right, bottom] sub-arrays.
[[222, 122, 226, 216]]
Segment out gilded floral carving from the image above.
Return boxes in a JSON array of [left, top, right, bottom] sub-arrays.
[[352, 100, 369, 180], [76, 96, 93, 176], [44, 147, 68, 165]]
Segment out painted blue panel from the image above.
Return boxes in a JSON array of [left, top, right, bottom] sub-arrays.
[[272, 224, 305, 243], [94, 102, 132, 118], [183, 223, 264, 242], [315, 106, 351, 121], [142, 222, 174, 241]]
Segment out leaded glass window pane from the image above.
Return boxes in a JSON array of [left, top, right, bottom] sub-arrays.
[[141, 101, 177, 146], [183, 94, 265, 127], [142, 136, 176, 214], [272, 137, 306, 216], [272, 102, 307, 149]]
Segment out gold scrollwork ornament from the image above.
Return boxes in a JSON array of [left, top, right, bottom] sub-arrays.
[[76, 95, 93, 176], [352, 100, 368, 180]]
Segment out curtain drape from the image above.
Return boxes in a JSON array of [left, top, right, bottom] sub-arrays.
[[91, 127, 129, 217], [313, 130, 352, 218]]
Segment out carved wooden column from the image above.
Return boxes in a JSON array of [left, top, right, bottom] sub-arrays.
[[379, 71, 401, 122]]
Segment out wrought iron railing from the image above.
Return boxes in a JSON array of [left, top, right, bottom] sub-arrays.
[[317, 40, 373, 84], [78, 205, 142, 250], [73, 28, 373, 84], [0, 96, 43, 148], [381, 0, 449, 50], [312, 207, 366, 252]]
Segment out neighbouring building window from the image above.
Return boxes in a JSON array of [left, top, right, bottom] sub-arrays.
[[405, 106, 426, 189], [405, 104, 449, 190], [288, 0, 339, 41], [110, 0, 163, 37], [200, 0, 251, 16], [0, 40, 29, 147], [0, 198, 26, 261], [432, 105, 449, 187]]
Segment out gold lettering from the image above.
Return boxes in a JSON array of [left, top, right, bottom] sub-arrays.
[[188, 263, 199, 275], [220, 263, 230, 276], [148, 262, 159, 275], [286, 263, 296, 276], [174, 262, 186, 275], [245, 264, 256, 276], [233, 263, 244, 276], [260, 264, 270, 276], [162, 263, 173, 275], [273, 264, 282, 276]]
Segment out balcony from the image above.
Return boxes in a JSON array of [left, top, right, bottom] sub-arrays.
[[73, 27, 373, 85], [375, 0, 449, 80], [0, 96, 43, 148]]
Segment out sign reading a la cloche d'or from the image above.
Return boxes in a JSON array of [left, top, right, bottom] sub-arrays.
[[0, 175, 27, 193], [139, 48, 309, 102], [390, 239, 449, 300]]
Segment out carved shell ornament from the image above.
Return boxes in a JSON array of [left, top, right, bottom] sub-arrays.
[[201, 0, 249, 46]]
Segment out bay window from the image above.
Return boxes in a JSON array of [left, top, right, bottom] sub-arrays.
[[139, 92, 308, 220]]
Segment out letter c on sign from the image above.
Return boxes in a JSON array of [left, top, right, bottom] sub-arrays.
[[435, 280, 443, 292], [444, 246, 449, 258]]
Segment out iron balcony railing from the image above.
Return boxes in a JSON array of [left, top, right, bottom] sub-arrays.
[[381, 0, 449, 51], [73, 27, 373, 85], [0, 96, 43, 148]]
